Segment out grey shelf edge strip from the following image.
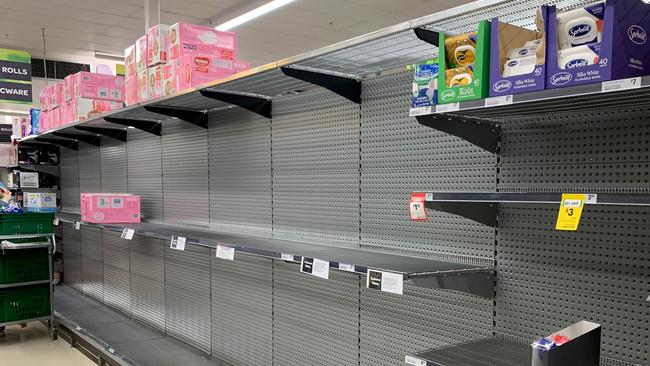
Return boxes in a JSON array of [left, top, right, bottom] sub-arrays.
[[423, 192, 650, 206], [0, 280, 51, 289]]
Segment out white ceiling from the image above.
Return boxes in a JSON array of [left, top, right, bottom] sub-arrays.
[[0, 0, 474, 67]]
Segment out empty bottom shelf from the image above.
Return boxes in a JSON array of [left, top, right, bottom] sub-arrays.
[[53, 285, 231, 366], [410, 338, 530, 366]]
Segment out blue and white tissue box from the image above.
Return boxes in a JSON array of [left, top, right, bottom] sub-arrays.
[[409, 61, 439, 116]]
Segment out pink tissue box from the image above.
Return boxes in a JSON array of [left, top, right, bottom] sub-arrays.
[[147, 24, 169, 66], [234, 60, 251, 74], [124, 44, 136, 79], [73, 72, 125, 102], [68, 98, 122, 122], [148, 64, 164, 99], [137, 69, 149, 102], [64, 74, 75, 101], [39, 86, 51, 111], [81, 193, 141, 224], [136, 35, 147, 73], [167, 22, 236, 61], [56, 82, 64, 106], [125, 76, 138, 106], [163, 53, 233, 95]]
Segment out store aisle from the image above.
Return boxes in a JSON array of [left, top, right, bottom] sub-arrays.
[[0, 322, 94, 366]]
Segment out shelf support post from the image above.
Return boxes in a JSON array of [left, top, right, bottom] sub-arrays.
[[74, 126, 127, 142], [103, 117, 162, 136], [52, 132, 101, 146], [34, 137, 78, 150], [425, 201, 498, 227], [416, 114, 501, 153], [410, 271, 495, 298], [199, 89, 272, 118], [144, 105, 208, 128], [413, 28, 440, 46]]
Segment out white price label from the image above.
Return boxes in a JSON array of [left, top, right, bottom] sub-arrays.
[[280, 253, 294, 261], [19, 172, 39, 188], [338, 263, 356, 272], [646, 294, 650, 302], [367, 270, 404, 295], [53, 218, 60, 226], [485, 94, 513, 107], [409, 106, 433, 117], [121, 228, 135, 240], [602, 77, 642, 92], [74, 221, 81, 230], [585, 194, 598, 204], [405, 355, 427, 366], [107, 348, 115, 354], [170, 236, 186, 251], [435, 102, 460, 113], [216, 245, 235, 261], [300, 257, 330, 279]]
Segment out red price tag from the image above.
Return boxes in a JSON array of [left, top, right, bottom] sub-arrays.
[[409, 192, 427, 221]]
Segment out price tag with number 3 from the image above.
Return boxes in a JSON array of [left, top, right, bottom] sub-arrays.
[[555, 194, 585, 231]]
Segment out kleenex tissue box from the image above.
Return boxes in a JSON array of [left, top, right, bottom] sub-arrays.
[[547, 0, 650, 88]]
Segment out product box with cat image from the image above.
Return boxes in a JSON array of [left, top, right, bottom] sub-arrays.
[[436, 20, 491, 104]]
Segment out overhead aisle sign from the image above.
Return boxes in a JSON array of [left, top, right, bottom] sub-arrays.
[[0, 48, 32, 104]]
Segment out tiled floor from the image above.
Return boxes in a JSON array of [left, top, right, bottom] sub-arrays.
[[0, 322, 95, 366]]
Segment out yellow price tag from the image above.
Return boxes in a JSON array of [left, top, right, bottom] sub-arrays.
[[555, 194, 585, 231]]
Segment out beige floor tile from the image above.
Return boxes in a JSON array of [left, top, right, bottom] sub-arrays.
[[0, 322, 95, 366]]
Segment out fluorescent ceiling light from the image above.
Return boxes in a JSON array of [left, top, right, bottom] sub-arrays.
[[215, 0, 297, 31]]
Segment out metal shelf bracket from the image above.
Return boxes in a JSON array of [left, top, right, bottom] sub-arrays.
[[103, 117, 162, 136], [416, 113, 501, 153], [199, 89, 272, 118], [74, 126, 127, 142], [413, 28, 440, 47], [34, 137, 78, 150], [52, 132, 101, 146], [143, 105, 208, 128], [425, 201, 498, 227], [409, 271, 495, 298], [281, 66, 361, 104]]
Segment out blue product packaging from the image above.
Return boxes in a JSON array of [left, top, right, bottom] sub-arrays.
[[30, 108, 40, 135], [409, 60, 438, 116]]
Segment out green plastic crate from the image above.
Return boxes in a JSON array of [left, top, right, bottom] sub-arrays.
[[0, 248, 49, 284], [0, 213, 54, 236], [0, 284, 51, 324]]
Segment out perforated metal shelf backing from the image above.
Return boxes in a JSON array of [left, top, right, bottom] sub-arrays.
[[60, 148, 80, 213], [78, 144, 101, 193], [62, 222, 82, 292], [360, 283, 493, 366], [100, 138, 127, 192], [208, 108, 272, 235], [211, 252, 272, 366], [164, 244, 211, 354], [81, 226, 103, 302], [272, 89, 360, 248], [102, 230, 130, 315], [129, 235, 166, 332], [272, 261, 360, 366], [360, 70, 494, 264], [161, 120, 209, 228], [126, 129, 163, 223]]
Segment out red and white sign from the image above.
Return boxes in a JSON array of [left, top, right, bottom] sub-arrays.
[[409, 192, 427, 221]]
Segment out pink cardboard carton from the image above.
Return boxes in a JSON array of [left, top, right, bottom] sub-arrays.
[[56, 82, 64, 106], [64, 74, 75, 101], [39, 86, 51, 111], [137, 69, 149, 102], [68, 98, 122, 122], [81, 193, 141, 224], [167, 22, 237, 61], [124, 44, 136, 79], [234, 60, 251, 74], [125, 76, 138, 106], [136, 35, 148, 73], [148, 64, 164, 99], [50, 107, 60, 129], [73, 72, 125, 102], [147, 24, 169, 66], [163, 53, 233, 95]]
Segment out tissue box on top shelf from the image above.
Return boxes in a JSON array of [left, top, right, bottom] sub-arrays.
[[49, 82, 63, 109], [490, 7, 548, 96], [23, 192, 57, 213], [409, 60, 438, 116], [125, 76, 138, 106], [234, 60, 251, 74], [81, 193, 141, 223], [148, 64, 164, 99], [137, 69, 148, 102], [64, 74, 74, 101], [67, 98, 122, 122], [437, 20, 491, 104], [547, 0, 650, 88], [147, 24, 169, 66], [124, 44, 136, 78], [50, 107, 60, 129], [39, 86, 52, 111], [56, 82, 64, 107], [136, 35, 147, 73], [163, 53, 234, 95], [74, 72, 125, 101], [167, 22, 236, 60]]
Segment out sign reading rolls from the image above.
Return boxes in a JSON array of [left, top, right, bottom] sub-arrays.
[[0, 48, 32, 103]]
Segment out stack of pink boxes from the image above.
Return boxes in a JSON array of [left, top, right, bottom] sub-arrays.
[[125, 22, 252, 105], [81, 193, 141, 224], [38, 71, 125, 132]]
